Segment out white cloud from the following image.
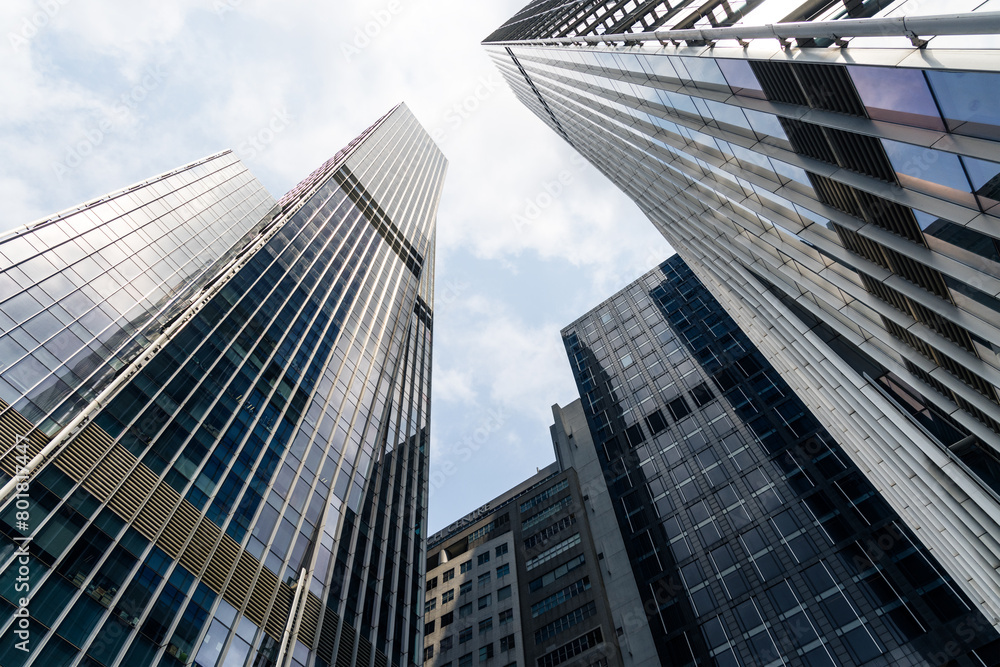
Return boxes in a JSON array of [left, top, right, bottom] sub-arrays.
[[0, 0, 676, 531]]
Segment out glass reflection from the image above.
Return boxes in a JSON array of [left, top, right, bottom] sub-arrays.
[[717, 58, 765, 99], [881, 139, 975, 206], [960, 155, 1000, 214], [926, 69, 1000, 141], [847, 66, 944, 131]]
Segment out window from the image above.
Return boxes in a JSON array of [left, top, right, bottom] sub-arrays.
[[520, 479, 570, 512], [477, 552, 491, 566], [425, 646, 434, 661], [460, 581, 472, 596], [459, 653, 473, 667], [497, 585, 512, 601], [495, 543, 508, 558], [668, 396, 690, 420], [525, 534, 581, 571], [442, 589, 455, 604], [479, 644, 494, 662], [459, 627, 473, 644], [496, 563, 510, 578], [441, 636, 453, 652], [441, 611, 454, 627], [528, 554, 585, 592], [691, 382, 714, 407], [498, 609, 514, 626], [533, 601, 597, 644], [425, 620, 435, 634], [478, 594, 492, 610], [443, 568, 455, 582], [537, 628, 603, 667], [500, 634, 516, 651], [531, 578, 592, 618], [425, 598, 436, 613], [478, 572, 491, 588], [479, 617, 493, 634], [427, 576, 438, 590], [461, 561, 472, 573]]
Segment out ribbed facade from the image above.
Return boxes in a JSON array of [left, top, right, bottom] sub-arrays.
[[486, 0, 1000, 629], [558, 255, 1000, 666], [0, 103, 444, 667]]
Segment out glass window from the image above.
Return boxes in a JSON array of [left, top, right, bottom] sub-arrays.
[[926, 69, 1000, 141], [841, 626, 884, 663], [497, 585, 511, 601], [743, 109, 789, 146], [960, 155, 1000, 214], [882, 139, 974, 205], [459, 603, 473, 618], [847, 66, 944, 130], [639, 54, 680, 81], [442, 589, 455, 603], [460, 581, 472, 596], [443, 568, 455, 582], [717, 58, 765, 99], [459, 627, 473, 643], [477, 552, 490, 566], [675, 56, 729, 91], [495, 543, 508, 557], [478, 594, 492, 610], [460, 561, 472, 573]]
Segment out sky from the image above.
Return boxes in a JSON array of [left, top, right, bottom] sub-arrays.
[[0, 0, 672, 533]]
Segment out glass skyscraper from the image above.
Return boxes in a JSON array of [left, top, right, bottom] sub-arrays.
[[554, 255, 1000, 666], [0, 103, 444, 667], [485, 1, 1000, 628]]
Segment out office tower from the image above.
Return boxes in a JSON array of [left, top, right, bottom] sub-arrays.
[[553, 255, 1000, 666], [0, 103, 444, 667], [423, 464, 624, 667], [485, 2, 1000, 626]]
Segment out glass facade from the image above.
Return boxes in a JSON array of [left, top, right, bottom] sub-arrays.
[[486, 0, 1000, 628], [0, 103, 444, 667], [561, 255, 1000, 666], [0, 151, 276, 437]]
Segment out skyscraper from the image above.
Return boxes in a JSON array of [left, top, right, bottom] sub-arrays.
[[0, 103, 444, 667], [485, 2, 1000, 626], [553, 255, 1000, 666]]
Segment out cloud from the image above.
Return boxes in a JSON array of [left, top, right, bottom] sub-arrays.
[[0, 0, 676, 533]]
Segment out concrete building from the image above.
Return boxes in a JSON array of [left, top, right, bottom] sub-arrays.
[[423, 465, 623, 667]]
